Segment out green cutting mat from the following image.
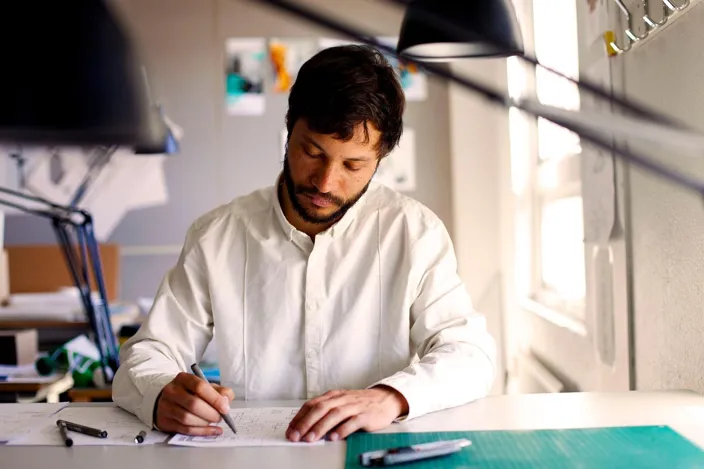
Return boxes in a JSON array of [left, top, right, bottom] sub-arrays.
[[345, 426, 704, 468]]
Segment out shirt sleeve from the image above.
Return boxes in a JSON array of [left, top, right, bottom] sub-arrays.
[[112, 225, 214, 428], [371, 218, 497, 420]]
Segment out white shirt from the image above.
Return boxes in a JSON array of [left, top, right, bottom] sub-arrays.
[[113, 179, 496, 427]]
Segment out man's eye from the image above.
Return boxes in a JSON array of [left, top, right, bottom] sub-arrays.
[[305, 150, 323, 159], [345, 164, 361, 172]]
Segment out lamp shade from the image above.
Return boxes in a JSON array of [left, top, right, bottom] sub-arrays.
[[0, 1, 157, 148], [397, 0, 524, 60]]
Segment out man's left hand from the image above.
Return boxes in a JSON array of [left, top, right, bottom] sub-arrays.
[[286, 386, 409, 443]]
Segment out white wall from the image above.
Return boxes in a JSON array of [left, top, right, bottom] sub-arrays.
[[448, 61, 510, 395], [616, 2, 704, 391]]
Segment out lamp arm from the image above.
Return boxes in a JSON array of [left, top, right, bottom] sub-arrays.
[[70, 145, 117, 207], [0, 191, 119, 383], [258, 0, 704, 195]]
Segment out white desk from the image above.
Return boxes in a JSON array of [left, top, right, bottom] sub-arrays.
[[3, 391, 704, 468]]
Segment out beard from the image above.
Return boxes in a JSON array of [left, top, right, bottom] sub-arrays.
[[282, 155, 371, 225]]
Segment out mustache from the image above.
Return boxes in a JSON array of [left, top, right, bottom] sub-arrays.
[[295, 187, 345, 206]]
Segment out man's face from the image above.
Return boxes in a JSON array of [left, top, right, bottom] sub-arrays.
[[283, 119, 380, 225]]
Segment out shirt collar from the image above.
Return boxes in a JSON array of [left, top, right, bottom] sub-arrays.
[[271, 173, 375, 241]]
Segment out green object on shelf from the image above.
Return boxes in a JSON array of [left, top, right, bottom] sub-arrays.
[[35, 335, 108, 387], [345, 426, 704, 468]]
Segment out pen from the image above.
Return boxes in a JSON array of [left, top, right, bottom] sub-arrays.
[[56, 419, 108, 439], [135, 430, 147, 444], [359, 438, 471, 467], [56, 421, 73, 447], [191, 363, 237, 434]]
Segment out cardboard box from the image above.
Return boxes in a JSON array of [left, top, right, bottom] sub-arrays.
[[0, 249, 9, 305], [6, 244, 119, 301], [0, 329, 38, 365]]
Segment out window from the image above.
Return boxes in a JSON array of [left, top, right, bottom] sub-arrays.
[[509, 0, 586, 320]]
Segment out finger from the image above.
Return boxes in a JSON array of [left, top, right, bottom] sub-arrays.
[[305, 404, 362, 442], [162, 380, 222, 423], [161, 418, 224, 436], [287, 390, 345, 438], [289, 395, 353, 442], [160, 399, 212, 427], [331, 415, 366, 440], [212, 384, 235, 402], [177, 373, 230, 414], [173, 389, 223, 423]]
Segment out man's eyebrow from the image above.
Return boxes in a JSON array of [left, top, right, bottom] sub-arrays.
[[345, 156, 372, 162], [303, 135, 373, 162], [303, 136, 327, 154]]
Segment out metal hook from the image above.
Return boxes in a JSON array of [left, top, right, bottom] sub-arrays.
[[643, 0, 669, 29], [621, 0, 650, 41], [663, 0, 690, 12], [608, 0, 633, 53]]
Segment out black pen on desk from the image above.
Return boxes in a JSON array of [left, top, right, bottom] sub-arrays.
[[56, 419, 108, 439], [134, 430, 147, 444], [191, 363, 238, 434], [56, 421, 73, 447]]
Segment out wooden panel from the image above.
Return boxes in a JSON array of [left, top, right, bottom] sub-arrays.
[[6, 244, 120, 301]]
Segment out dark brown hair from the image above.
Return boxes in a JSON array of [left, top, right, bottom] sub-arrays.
[[286, 45, 405, 158]]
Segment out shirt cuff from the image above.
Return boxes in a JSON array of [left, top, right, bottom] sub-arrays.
[[369, 373, 426, 421], [139, 374, 177, 429]]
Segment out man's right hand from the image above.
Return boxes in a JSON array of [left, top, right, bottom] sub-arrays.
[[154, 372, 235, 436]]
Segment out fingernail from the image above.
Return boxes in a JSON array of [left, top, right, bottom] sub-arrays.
[[328, 432, 339, 442], [291, 430, 300, 442], [306, 432, 316, 442], [220, 397, 230, 413]]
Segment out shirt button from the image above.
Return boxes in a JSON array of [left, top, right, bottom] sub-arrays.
[[306, 300, 319, 310], [307, 350, 316, 359]]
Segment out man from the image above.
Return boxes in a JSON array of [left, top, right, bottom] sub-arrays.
[[113, 45, 496, 443]]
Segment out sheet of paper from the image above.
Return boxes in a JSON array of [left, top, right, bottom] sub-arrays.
[[374, 128, 416, 191], [21, 146, 170, 241], [0, 403, 67, 444], [78, 150, 169, 241], [169, 407, 324, 447], [10, 406, 168, 446]]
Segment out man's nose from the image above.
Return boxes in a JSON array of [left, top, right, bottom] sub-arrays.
[[312, 163, 339, 194]]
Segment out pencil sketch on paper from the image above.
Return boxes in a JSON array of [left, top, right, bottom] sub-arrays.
[[169, 407, 324, 448]]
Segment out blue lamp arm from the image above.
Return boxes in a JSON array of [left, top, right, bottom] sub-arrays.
[[0, 185, 119, 384]]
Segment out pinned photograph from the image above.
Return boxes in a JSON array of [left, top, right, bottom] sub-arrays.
[[377, 37, 428, 102], [225, 38, 266, 115], [269, 38, 318, 93]]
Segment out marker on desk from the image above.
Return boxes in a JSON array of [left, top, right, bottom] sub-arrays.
[[191, 363, 237, 434], [56, 419, 108, 439], [135, 430, 147, 444], [359, 438, 471, 467], [56, 421, 73, 447]]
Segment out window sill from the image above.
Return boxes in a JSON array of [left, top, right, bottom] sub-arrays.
[[520, 297, 588, 337]]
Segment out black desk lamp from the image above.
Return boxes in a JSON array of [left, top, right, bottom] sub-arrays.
[[396, 1, 524, 60], [260, 0, 704, 195]]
